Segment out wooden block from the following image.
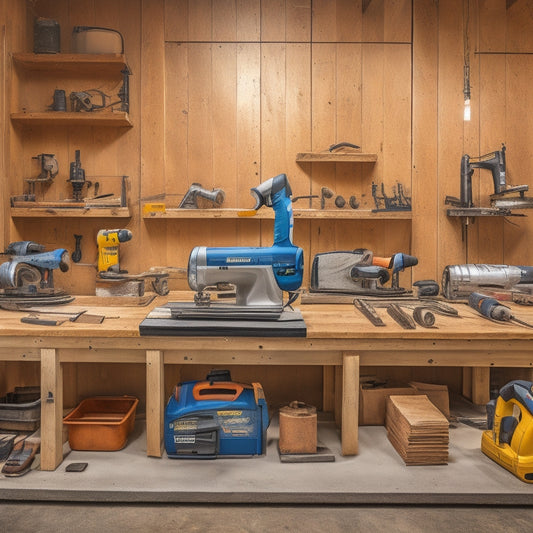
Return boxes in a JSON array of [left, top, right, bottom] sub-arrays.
[[279, 402, 317, 454], [95, 280, 145, 297]]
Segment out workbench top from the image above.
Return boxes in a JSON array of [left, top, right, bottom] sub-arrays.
[[0, 291, 532, 342]]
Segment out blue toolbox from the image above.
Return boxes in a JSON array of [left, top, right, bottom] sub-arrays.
[[164, 370, 270, 458]]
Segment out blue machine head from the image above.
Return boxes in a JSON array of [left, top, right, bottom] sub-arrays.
[[188, 174, 303, 307]]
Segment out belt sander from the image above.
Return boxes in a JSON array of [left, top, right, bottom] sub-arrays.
[[164, 370, 269, 458]]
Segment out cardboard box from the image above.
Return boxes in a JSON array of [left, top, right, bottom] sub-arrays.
[[359, 384, 415, 425], [359, 381, 450, 426], [409, 381, 450, 419]]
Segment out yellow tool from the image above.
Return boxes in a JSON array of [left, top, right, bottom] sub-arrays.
[[97, 229, 132, 273], [481, 380, 533, 483]]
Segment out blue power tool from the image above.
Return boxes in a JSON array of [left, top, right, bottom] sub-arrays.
[[0, 241, 70, 298], [187, 174, 304, 314], [165, 370, 269, 458]]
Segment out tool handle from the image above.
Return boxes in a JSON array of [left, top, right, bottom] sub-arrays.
[[468, 292, 512, 321]]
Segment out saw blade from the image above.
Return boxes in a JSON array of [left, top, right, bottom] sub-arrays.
[[353, 299, 385, 327], [387, 303, 416, 329]]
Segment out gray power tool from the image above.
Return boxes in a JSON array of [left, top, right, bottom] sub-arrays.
[[442, 264, 533, 300]]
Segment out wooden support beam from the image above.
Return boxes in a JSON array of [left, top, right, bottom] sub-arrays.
[[342, 353, 359, 456], [40, 348, 63, 471], [471, 367, 491, 405], [146, 349, 164, 457]]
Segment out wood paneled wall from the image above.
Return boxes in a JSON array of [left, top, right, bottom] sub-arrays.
[[3, 0, 533, 402]]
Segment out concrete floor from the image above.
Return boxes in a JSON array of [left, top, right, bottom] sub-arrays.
[[0, 503, 533, 532], [1, 400, 533, 532], [2, 409, 533, 506]]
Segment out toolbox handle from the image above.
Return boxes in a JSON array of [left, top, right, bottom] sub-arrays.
[[193, 382, 245, 401]]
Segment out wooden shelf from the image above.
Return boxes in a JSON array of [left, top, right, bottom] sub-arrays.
[[11, 207, 131, 218], [296, 152, 378, 163], [142, 208, 411, 220], [12, 53, 128, 74], [10, 112, 132, 127]]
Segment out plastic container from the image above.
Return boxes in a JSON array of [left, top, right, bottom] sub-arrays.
[[0, 386, 41, 431], [63, 396, 139, 451]]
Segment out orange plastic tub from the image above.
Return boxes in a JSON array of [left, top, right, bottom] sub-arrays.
[[63, 396, 139, 451]]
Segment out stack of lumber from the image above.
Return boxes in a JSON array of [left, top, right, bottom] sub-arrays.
[[385, 395, 449, 466]]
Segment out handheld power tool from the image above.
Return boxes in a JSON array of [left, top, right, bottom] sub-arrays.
[[468, 292, 533, 328], [482, 380, 533, 483], [310, 248, 418, 296], [0, 241, 70, 298], [164, 369, 269, 458], [186, 173, 304, 316], [97, 229, 169, 296], [442, 264, 533, 300]]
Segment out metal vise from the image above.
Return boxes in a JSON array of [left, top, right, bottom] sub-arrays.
[[179, 183, 225, 209]]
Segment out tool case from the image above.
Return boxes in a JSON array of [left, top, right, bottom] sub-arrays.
[[164, 370, 269, 458], [72, 26, 124, 54]]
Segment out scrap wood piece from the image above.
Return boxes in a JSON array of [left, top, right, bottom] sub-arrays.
[[385, 395, 449, 466]]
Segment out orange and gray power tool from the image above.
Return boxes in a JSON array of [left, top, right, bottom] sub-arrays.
[[310, 248, 418, 296]]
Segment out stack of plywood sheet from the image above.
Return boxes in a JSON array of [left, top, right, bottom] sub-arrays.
[[385, 395, 449, 466]]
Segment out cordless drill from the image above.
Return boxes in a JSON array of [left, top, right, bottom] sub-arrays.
[[97, 229, 132, 273]]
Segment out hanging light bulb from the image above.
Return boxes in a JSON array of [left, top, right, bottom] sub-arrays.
[[463, 65, 471, 122]]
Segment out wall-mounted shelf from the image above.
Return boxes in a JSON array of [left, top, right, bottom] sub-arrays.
[[142, 208, 411, 220], [10, 112, 132, 127], [12, 53, 128, 74], [296, 152, 378, 163], [11, 207, 131, 218]]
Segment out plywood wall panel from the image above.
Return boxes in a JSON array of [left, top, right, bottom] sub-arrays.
[[164, 0, 188, 42], [478, 0, 506, 52], [261, 0, 286, 42], [412, 0, 438, 282], [505, 0, 533, 53], [236, 0, 260, 42], [236, 43, 261, 208]]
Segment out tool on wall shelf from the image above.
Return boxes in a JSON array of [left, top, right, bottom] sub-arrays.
[[96, 229, 169, 297], [329, 142, 360, 152], [178, 183, 225, 209], [24, 153, 58, 196], [68, 65, 130, 113], [0, 241, 72, 304], [372, 182, 411, 212], [446, 144, 533, 216], [320, 187, 359, 210], [72, 235, 83, 263]]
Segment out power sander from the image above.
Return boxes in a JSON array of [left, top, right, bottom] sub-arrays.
[[482, 380, 533, 483], [164, 370, 269, 458], [310, 248, 418, 296]]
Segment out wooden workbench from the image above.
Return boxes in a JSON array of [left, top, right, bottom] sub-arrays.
[[1, 292, 533, 471]]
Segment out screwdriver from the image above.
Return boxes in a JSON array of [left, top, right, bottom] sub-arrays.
[[468, 292, 533, 328]]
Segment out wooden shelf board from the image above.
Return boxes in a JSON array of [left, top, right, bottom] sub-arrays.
[[10, 112, 132, 127], [142, 208, 411, 220], [13, 53, 128, 73], [11, 207, 131, 218], [296, 152, 378, 162]]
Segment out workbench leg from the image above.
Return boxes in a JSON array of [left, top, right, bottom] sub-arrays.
[[334, 365, 342, 427], [322, 366, 335, 413], [40, 348, 63, 471], [146, 349, 164, 457], [471, 367, 491, 406], [342, 353, 359, 456]]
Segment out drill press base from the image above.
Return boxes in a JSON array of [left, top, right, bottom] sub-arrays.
[[139, 306, 306, 337]]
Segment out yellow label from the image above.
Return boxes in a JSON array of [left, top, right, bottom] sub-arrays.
[[217, 410, 242, 416]]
